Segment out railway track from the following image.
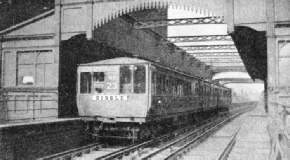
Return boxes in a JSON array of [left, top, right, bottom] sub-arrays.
[[139, 112, 245, 160], [38, 142, 103, 160], [38, 107, 251, 160], [217, 126, 241, 160]]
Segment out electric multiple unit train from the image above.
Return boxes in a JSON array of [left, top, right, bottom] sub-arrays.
[[77, 57, 231, 141]]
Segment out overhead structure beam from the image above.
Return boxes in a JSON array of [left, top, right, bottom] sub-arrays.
[[188, 52, 239, 57], [214, 78, 263, 82], [160, 35, 232, 43], [212, 66, 247, 72], [219, 80, 264, 85], [195, 56, 240, 59], [201, 58, 242, 62], [134, 17, 225, 28], [206, 62, 244, 66], [177, 45, 237, 51]]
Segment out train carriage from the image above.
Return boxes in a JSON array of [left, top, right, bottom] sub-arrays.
[[77, 57, 231, 141]]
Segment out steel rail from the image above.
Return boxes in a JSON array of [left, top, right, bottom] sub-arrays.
[[141, 116, 225, 160], [217, 126, 242, 160], [162, 108, 251, 160], [37, 142, 102, 160], [95, 116, 218, 160]]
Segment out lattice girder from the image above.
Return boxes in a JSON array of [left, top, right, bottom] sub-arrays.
[[160, 35, 232, 43], [188, 52, 239, 57], [91, 0, 227, 28], [212, 66, 247, 73], [177, 45, 237, 51], [201, 58, 242, 61], [195, 56, 240, 59], [206, 62, 244, 66], [134, 17, 225, 28]]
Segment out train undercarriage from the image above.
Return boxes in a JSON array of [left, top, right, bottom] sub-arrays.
[[85, 107, 228, 143]]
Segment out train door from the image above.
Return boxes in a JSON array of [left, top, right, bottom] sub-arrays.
[[77, 67, 92, 116]]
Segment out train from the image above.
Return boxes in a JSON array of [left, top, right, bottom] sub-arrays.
[[77, 57, 232, 142]]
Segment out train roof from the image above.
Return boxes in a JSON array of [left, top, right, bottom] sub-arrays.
[[78, 57, 149, 66], [78, 57, 231, 89]]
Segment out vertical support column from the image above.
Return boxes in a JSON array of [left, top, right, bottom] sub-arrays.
[[86, 0, 94, 40], [266, 0, 276, 117], [226, 0, 234, 34], [54, 0, 62, 117]]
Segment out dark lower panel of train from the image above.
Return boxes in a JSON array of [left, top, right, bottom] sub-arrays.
[[58, 34, 133, 117], [89, 107, 228, 143]]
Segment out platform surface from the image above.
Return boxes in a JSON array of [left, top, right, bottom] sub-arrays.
[[0, 117, 81, 129]]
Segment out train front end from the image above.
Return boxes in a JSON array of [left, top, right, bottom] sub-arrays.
[[77, 58, 149, 141]]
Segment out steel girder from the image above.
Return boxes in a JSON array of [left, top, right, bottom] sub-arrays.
[[212, 66, 247, 72], [160, 35, 232, 43], [177, 45, 237, 51], [188, 52, 239, 57], [206, 62, 244, 66], [196, 56, 241, 59], [134, 17, 225, 28], [201, 58, 242, 62]]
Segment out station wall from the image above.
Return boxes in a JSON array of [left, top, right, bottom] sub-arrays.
[[0, 13, 59, 123]]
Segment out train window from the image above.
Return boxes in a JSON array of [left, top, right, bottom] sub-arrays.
[[156, 73, 162, 95], [133, 65, 146, 93], [174, 79, 178, 95], [191, 83, 196, 95], [93, 72, 105, 93], [120, 65, 132, 93], [80, 72, 91, 94], [152, 72, 157, 94], [165, 77, 170, 94], [93, 72, 105, 82]]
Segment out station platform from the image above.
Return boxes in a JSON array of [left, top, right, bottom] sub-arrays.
[[0, 117, 92, 160], [184, 101, 271, 160], [228, 104, 270, 160]]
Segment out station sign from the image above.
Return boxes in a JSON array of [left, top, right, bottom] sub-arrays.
[[92, 95, 128, 101]]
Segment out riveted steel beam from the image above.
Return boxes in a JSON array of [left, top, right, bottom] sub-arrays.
[[201, 58, 242, 62], [134, 17, 225, 28], [160, 35, 232, 44], [195, 56, 240, 59], [177, 45, 237, 51], [212, 66, 247, 72], [208, 62, 244, 66], [188, 52, 239, 57]]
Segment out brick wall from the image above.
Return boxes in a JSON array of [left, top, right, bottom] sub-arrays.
[[0, 119, 92, 160]]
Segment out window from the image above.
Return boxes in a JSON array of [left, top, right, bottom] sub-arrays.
[[93, 72, 105, 93], [18, 52, 34, 85], [134, 65, 146, 93], [120, 65, 132, 94], [17, 50, 54, 86], [165, 77, 170, 94], [152, 72, 157, 94], [161, 75, 166, 94], [80, 72, 91, 94], [120, 65, 146, 94], [156, 73, 162, 95]]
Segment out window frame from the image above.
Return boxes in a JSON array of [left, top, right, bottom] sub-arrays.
[[16, 50, 53, 87], [119, 64, 147, 94]]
